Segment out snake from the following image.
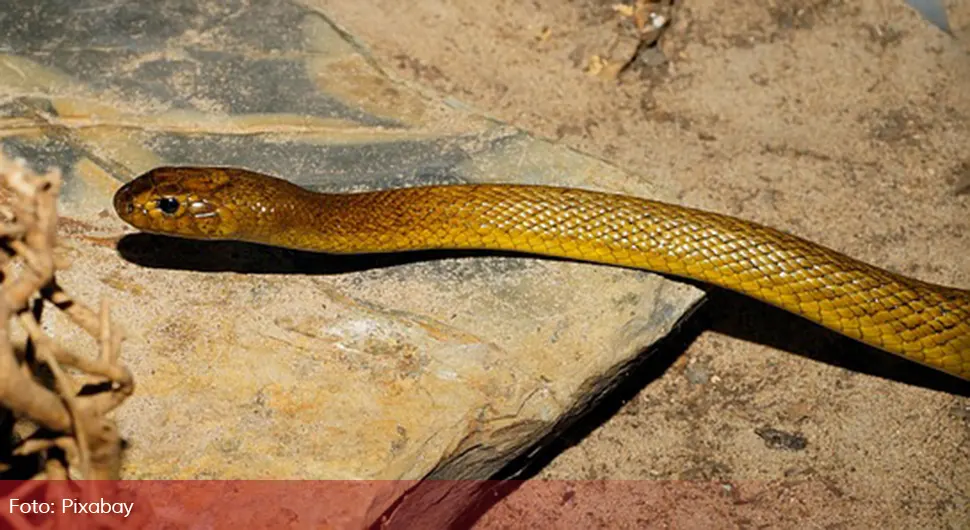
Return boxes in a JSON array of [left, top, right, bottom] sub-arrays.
[[113, 166, 970, 381]]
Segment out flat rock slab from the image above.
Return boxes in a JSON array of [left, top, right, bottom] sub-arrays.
[[0, 1, 702, 526]]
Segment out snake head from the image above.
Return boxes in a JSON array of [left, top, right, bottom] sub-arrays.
[[113, 167, 241, 240]]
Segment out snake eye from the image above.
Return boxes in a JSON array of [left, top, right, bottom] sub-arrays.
[[157, 197, 180, 215]]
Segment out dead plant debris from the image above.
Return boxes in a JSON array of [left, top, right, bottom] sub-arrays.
[[586, 0, 675, 80], [0, 151, 134, 528]]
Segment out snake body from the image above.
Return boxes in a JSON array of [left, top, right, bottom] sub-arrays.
[[113, 167, 970, 380]]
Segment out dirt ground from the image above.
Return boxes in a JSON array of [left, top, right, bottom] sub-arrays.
[[313, 0, 970, 528]]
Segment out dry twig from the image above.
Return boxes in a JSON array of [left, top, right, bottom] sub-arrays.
[[0, 151, 134, 528]]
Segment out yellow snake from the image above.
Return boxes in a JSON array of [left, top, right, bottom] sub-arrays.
[[113, 166, 970, 381]]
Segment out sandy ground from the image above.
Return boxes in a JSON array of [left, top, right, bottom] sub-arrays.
[[313, 0, 970, 527]]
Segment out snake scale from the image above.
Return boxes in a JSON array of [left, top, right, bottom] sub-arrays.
[[113, 166, 970, 381]]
